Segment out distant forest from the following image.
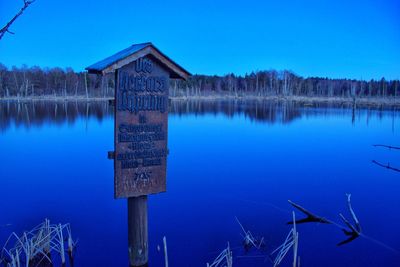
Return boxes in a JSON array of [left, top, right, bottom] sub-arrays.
[[0, 64, 399, 99]]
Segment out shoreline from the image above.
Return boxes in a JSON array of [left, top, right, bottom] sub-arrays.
[[171, 95, 400, 107], [0, 96, 114, 102], [0, 95, 399, 107]]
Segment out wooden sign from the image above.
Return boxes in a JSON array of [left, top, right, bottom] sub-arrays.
[[87, 43, 190, 266], [86, 42, 190, 198], [114, 57, 169, 198]]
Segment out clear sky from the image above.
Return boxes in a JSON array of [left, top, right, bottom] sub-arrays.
[[0, 0, 399, 80]]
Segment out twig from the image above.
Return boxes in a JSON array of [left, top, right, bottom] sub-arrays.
[[287, 200, 332, 224], [0, 0, 36, 40], [339, 214, 358, 234], [373, 144, 400, 150], [372, 160, 400, 173], [235, 216, 264, 250], [345, 194, 361, 233], [337, 194, 361, 246]]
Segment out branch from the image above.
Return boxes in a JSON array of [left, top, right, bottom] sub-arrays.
[[345, 194, 361, 233], [337, 194, 361, 246], [373, 144, 400, 150], [339, 213, 358, 234], [287, 200, 332, 224], [372, 160, 400, 173], [0, 0, 36, 41]]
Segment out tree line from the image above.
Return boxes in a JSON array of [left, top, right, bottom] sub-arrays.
[[172, 71, 399, 98], [1, 64, 399, 98]]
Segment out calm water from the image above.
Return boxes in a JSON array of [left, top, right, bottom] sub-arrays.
[[0, 100, 399, 266]]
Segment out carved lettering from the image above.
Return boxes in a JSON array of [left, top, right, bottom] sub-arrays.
[[115, 56, 169, 198]]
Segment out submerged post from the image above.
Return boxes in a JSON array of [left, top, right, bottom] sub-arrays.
[[86, 42, 190, 267], [128, 196, 148, 266]]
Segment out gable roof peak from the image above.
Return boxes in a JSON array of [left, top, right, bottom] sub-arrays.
[[86, 42, 190, 80]]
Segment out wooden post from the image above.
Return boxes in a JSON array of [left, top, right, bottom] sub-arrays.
[[128, 196, 148, 267], [86, 43, 190, 267]]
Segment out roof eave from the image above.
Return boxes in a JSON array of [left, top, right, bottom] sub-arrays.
[[85, 44, 191, 80]]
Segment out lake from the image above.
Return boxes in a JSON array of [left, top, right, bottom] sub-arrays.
[[0, 99, 399, 266]]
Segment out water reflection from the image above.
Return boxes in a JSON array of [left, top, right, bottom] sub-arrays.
[[0, 101, 113, 131], [170, 99, 399, 124], [0, 99, 399, 266], [0, 99, 398, 131]]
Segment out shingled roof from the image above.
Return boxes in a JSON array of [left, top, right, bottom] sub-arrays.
[[86, 42, 190, 80]]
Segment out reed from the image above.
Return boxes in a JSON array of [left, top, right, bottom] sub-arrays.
[[271, 212, 300, 267], [235, 217, 265, 250], [206, 242, 232, 267], [1, 219, 76, 267], [163, 236, 168, 267]]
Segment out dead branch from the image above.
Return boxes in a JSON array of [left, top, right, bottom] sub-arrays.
[[339, 213, 358, 234], [287, 200, 332, 224], [337, 194, 361, 246], [337, 214, 360, 246], [373, 144, 400, 150], [0, 0, 36, 41], [345, 194, 361, 233], [372, 160, 400, 173]]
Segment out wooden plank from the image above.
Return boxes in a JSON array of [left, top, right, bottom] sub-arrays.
[[114, 56, 168, 198]]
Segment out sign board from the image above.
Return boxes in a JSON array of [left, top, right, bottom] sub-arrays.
[[86, 42, 190, 199], [114, 57, 169, 198]]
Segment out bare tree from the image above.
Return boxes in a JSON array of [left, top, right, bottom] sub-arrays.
[[0, 0, 36, 41]]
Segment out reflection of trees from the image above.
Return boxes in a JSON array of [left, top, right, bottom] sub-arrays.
[[169, 99, 398, 125], [168, 99, 293, 123], [0, 99, 398, 131], [0, 101, 113, 131]]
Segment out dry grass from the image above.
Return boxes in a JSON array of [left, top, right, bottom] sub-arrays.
[[0, 219, 76, 267]]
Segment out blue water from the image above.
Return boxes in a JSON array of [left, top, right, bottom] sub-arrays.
[[0, 100, 399, 266]]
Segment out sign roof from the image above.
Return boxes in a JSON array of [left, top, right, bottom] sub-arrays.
[[86, 42, 190, 80]]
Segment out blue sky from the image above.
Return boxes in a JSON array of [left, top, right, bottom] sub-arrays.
[[0, 0, 399, 80]]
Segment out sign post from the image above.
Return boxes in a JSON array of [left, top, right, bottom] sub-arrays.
[[86, 43, 190, 266], [128, 195, 148, 266]]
